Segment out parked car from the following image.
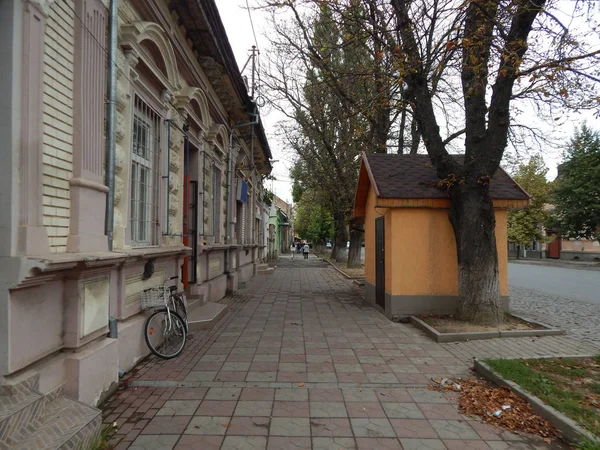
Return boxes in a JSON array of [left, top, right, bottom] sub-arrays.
[[326, 242, 332, 249]]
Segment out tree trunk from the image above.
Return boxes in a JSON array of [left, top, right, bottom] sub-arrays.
[[347, 222, 363, 268], [449, 184, 503, 325], [331, 213, 348, 263], [410, 116, 420, 154]]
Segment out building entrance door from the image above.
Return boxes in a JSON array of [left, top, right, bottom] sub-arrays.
[[375, 217, 385, 310]]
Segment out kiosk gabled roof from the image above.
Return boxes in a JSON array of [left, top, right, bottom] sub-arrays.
[[354, 153, 529, 218]]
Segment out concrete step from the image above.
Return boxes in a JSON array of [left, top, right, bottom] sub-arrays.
[[187, 302, 228, 332], [0, 386, 45, 445], [13, 395, 100, 450], [185, 294, 204, 312], [257, 267, 275, 275], [0, 376, 100, 450]]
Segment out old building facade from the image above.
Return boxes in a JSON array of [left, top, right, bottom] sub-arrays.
[[0, 0, 271, 409]]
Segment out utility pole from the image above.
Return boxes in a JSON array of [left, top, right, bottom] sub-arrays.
[[250, 45, 258, 98]]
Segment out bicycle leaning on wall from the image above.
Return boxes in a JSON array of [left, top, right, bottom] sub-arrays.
[[141, 276, 189, 359]]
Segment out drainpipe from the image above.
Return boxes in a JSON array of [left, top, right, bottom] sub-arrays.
[[224, 110, 259, 275], [104, 0, 118, 251]]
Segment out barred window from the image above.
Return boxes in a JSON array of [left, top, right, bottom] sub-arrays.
[[130, 96, 161, 246]]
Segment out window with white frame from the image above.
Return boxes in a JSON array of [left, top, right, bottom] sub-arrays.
[[130, 96, 160, 246]]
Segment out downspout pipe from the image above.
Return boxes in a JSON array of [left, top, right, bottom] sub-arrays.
[[224, 110, 259, 275], [104, 0, 118, 251]]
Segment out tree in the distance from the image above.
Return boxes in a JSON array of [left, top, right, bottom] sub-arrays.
[[507, 155, 552, 251], [551, 125, 600, 242]]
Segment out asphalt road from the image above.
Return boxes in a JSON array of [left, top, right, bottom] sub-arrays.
[[508, 262, 599, 305]]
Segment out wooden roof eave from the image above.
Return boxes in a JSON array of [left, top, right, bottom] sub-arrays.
[[374, 197, 529, 210]]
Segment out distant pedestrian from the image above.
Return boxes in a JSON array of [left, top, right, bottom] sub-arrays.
[[290, 243, 295, 259], [303, 243, 310, 259]]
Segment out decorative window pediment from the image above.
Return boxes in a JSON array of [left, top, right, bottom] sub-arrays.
[[173, 87, 211, 132], [120, 21, 180, 93]]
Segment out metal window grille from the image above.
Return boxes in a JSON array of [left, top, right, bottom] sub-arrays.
[[130, 95, 161, 246], [213, 167, 221, 243]]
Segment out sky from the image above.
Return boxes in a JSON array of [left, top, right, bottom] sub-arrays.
[[215, 0, 295, 204], [215, 0, 599, 198]]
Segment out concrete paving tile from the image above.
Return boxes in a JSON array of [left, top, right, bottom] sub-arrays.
[[430, 420, 479, 440], [346, 402, 387, 418], [156, 400, 200, 416], [366, 372, 399, 383], [170, 388, 208, 400], [267, 437, 312, 449], [246, 371, 277, 381], [221, 436, 268, 450], [280, 354, 306, 363], [382, 402, 425, 419], [275, 388, 309, 401], [310, 418, 353, 437], [350, 418, 396, 438], [389, 419, 438, 438], [215, 372, 247, 382], [221, 362, 251, 371], [408, 389, 449, 403], [174, 435, 223, 450], [399, 438, 448, 450], [184, 416, 230, 435], [253, 354, 280, 362], [234, 401, 273, 416], [276, 371, 307, 382], [192, 362, 223, 371], [335, 363, 364, 372], [227, 416, 271, 436], [309, 388, 343, 402], [272, 401, 309, 417], [141, 416, 192, 435], [312, 437, 357, 449], [278, 362, 307, 372], [443, 440, 493, 450], [195, 400, 236, 416], [204, 387, 242, 401], [389, 364, 420, 374], [336, 372, 369, 383], [309, 402, 348, 418], [184, 371, 217, 382], [342, 388, 378, 402], [419, 404, 462, 420], [240, 387, 275, 401], [355, 437, 403, 449], [129, 435, 179, 450], [269, 418, 311, 436], [226, 354, 254, 362]]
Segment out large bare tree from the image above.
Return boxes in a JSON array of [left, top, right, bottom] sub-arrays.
[[390, 0, 599, 323]]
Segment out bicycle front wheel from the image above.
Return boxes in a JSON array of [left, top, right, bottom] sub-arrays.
[[144, 309, 187, 359]]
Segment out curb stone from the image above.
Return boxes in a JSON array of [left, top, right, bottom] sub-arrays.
[[474, 359, 600, 446], [410, 315, 564, 343]]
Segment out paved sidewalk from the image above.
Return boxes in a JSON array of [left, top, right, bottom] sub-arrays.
[[104, 255, 595, 449]]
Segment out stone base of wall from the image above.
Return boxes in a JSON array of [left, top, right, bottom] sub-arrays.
[[560, 251, 600, 262], [364, 282, 510, 319]]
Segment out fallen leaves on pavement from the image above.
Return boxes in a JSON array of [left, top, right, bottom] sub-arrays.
[[430, 377, 560, 439]]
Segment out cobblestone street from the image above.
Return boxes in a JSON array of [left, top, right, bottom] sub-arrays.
[[510, 286, 600, 349], [103, 256, 596, 450]]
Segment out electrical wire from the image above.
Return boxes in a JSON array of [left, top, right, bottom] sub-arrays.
[[246, 0, 259, 51]]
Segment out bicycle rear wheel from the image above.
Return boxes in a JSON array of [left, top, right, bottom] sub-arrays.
[[172, 294, 188, 332], [144, 309, 187, 359]]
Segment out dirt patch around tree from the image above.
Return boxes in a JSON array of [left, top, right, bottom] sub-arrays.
[[418, 314, 545, 333]]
